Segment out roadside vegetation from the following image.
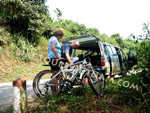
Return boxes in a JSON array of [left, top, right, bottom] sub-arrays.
[[27, 74, 147, 113], [0, 0, 149, 112]]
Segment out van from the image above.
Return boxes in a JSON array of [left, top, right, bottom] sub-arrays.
[[60, 34, 136, 78]]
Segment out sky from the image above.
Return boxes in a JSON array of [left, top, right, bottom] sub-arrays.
[[46, 0, 150, 39]]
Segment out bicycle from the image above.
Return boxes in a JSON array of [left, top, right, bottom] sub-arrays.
[[33, 51, 106, 98]]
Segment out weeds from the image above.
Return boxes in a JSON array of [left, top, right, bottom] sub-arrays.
[[12, 34, 37, 62], [0, 27, 10, 46], [28, 84, 143, 113], [28, 75, 148, 113]]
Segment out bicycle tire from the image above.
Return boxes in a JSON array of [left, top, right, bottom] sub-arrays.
[[88, 70, 105, 97], [33, 70, 64, 98]]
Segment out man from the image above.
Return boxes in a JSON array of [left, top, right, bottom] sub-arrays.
[[61, 41, 80, 66]]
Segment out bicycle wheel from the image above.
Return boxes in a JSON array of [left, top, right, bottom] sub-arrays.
[[88, 70, 105, 97], [33, 70, 64, 98]]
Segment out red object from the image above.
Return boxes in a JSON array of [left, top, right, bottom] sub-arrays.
[[101, 62, 105, 66], [13, 78, 26, 88]]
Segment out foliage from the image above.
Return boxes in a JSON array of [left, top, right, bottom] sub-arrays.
[[103, 36, 120, 47], [42, 15, 53, 39], [12, 34, 37, 62], [30, 86, 93, 113], [0, 0, 49, 44], [51, 19, 101, 39], [53, 8, 62, 20], [130, 22, 150, 110], [131, 23, 150, 92], [0, 27, 10, 46], [87, 28, 100, 36], [105, 75, 148, 112], [111, 33, 120, 38], [28, 81, 146, 113]]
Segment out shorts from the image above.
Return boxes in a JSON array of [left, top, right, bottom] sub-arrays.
[[47, 58, 66, 70]]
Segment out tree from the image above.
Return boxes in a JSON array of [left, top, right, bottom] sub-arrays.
[[53, 8, 62, 20], [78, 24, 87, 35], [111, 33, 120, 38], [115, 37, 125, 48], [87, 28, 100, 36], [0, 0, 49, 44]]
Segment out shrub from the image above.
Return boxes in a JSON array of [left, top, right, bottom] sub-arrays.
[[12, 34, 37, 62], [0, 27, 10, 46], [130, 22, 150, 111]]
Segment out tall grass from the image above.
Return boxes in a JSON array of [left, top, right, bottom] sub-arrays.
[[11, 34, 37, 62], [28, 75, 149, 113], [0, 27, 10, 46]]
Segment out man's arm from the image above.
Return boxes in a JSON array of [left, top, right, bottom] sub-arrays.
[[65, 53, 72, 65]]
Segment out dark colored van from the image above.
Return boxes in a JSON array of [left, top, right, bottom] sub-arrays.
[[60, 34, 136, 78]]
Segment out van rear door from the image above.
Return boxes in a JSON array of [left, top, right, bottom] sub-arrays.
[[103, 44, 111, 76], [119, 49, 127, 74], [110, 46, 121, 75], [106, 45, 120, 75]]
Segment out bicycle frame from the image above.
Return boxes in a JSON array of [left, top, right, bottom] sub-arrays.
[[49, 58, 98, 84]]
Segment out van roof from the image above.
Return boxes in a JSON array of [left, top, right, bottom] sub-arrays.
[[60, 34, 120, 50]]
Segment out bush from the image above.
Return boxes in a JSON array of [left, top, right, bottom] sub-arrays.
[[130, 22, 150, 111], [0, 27, 10, 46], [12, 34, 37, 62]]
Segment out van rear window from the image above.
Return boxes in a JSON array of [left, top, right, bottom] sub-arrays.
[[111, 46, 117, 55], [107, 46, 113, 55], [103, 45, 109, 55]]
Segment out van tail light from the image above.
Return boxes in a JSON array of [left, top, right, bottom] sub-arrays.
[[101, 58, 105, 66], [101, 62, 105, 66]]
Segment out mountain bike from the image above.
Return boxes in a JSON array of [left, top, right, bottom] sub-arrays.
[[33, 51, 105, 98]]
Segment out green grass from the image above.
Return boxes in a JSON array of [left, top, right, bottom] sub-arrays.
[[0, 61, 50, 83], [27, 73, 150, 113], [0, 37, 49, 83], [1, 70, 149, 113], [28, 80, 148, 113]]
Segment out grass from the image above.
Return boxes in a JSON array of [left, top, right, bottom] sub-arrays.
[[27, 80, 148, 113], [0, 70, 149, 113], [0, 60, 50, 83], [0, 39, 49, 83]]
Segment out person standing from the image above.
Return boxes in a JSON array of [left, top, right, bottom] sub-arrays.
[[48, 28, 64, 59], [48, 28, 64, 70]]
